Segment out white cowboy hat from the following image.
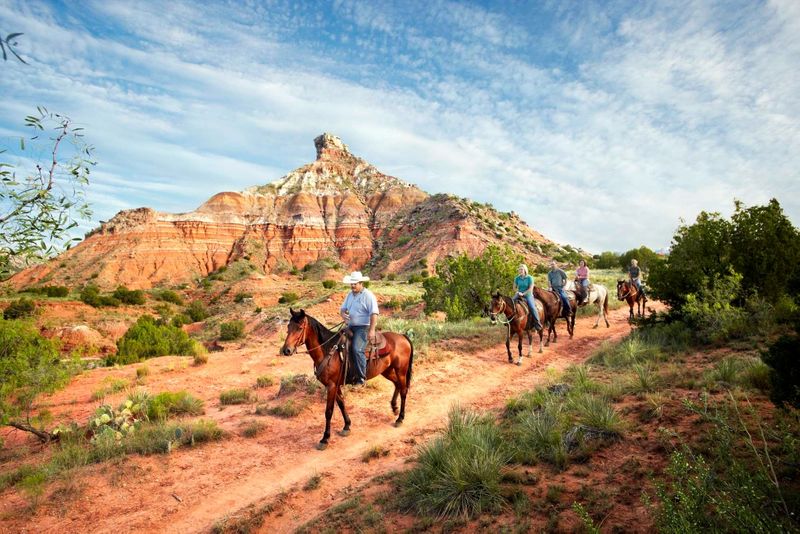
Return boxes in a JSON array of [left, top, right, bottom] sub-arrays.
[[342, 271, 370, 284]]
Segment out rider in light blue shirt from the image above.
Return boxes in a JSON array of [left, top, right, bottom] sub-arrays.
[[340, 271, 379, 386], [513, 264, 542, 331]]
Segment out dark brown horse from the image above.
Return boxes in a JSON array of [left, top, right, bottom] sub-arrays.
[[489, 292, 547, 364], [280, 308, 414, 449], [533, 286, 576, 342], [617, 280, 647, 320]]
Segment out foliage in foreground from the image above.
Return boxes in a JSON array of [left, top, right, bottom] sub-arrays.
[[0, 319, 78, 441], [648, 396, 800, 533]]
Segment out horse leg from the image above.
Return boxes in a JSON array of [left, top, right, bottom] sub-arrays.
[[517, 331, 523, 366], [391, 384, 400, 415], [526, 329, 533, 358], [336, 388, 351, 436], [506, 328, 513, 363], [395, 374, 408, 427], [318, 384, 337, 449]]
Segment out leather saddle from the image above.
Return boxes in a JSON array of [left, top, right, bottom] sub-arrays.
[[340, 329, 390, 359]]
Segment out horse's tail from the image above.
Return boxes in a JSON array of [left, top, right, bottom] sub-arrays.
[[403, 334, 414, 389], [603, 290, 609, 317]]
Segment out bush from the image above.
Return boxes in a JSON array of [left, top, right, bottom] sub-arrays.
[[255, 375, 274, 388], [407, 274, 422, 284], [0, 319, 75, 441], [22, 285, 69, 298], [264, 399, 305, 417], [193, 352, 208, 365], [155, 290, 183, 305], [220, 320, 245, 341], [185, 300, 209, 322], [397, 236, 411, 247], [112, 286, 146, 305], [278, 292, 299, 304], [682, 271, 748, 343], [111, 315, 203, 365], [171, 313, 191, 327], [322, 280, 336, 289], [387, 273, 397, 281], [146, 391, 204, 421], [762, 330, 800, 408], [80, 285, 120, 308], [220, 388, 252, 405], [400, 406, 507, 518], [3, 297, 36, 319]]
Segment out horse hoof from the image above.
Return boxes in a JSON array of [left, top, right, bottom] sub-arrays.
[[516, 360, 522, 366], [394, 420, 403, 427], [316, 442, 328, 451], [593, 325, 598, 329], [338, 429, 350, 437], [539, 349, 543, 354]]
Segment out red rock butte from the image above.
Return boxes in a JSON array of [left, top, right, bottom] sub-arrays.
[[10, 134, 555, 289]]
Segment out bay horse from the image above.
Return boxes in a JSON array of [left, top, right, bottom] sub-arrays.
[[566, 280, 610, 328], [280, 308, 414, 450], [617, 280, 647, 320], [533, 286, 576, 343], [488, 292, 547, 364]]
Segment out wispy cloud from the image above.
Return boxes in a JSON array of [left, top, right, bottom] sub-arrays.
[[1, 0, 798, 253]]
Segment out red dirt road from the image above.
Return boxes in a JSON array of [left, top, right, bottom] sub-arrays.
[[0, 305, 648, 534]]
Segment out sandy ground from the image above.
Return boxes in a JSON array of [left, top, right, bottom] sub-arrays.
[[0, 303, 653, 534]]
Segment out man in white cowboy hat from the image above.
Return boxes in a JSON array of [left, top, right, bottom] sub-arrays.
[[339, 271, 379, 385]]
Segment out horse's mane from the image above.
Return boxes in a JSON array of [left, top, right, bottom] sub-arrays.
[[304, 314, 338, 346]]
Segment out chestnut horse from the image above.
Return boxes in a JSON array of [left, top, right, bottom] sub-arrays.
[[617, 280, 646, 320], [533, 286, 576, 342], [280, 308, 414, 449], [488, 292, 547, 364]]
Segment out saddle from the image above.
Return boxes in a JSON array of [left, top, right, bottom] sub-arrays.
[[336, 328, 391, 385]]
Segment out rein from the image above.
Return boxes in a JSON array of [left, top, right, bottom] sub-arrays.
[[293, 320, 346, 355], [492, 298, 516, 326]]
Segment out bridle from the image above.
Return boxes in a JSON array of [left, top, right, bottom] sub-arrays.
[[617, 282, 636, 301], [286, 319, 345, 355], [490, 297, 517, 326]]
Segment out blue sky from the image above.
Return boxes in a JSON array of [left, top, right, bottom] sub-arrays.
[[1, 0, 798, 253]]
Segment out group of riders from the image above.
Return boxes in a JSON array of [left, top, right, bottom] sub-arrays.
[[513, 258, 646, 332], [336, 259, 647, 385]]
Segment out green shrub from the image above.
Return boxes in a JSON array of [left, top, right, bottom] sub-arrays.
[[220, 388, 252, 405], [193, 352, 208, 365], [146, 391, 204, 421], [397, 236, 411, 246], [255, 375, 274, 388], [241, 420, 265, 438], [3, 297, 36, 319], [400, 406, 507, 519], [112, 286, 147, 305], [112, 315, 203, 365], [171, 313, 191, 327], [387, 273, 397, 281], [80, 285, 120, 308], [22, 285, 69, 298], [407, 274, 423, 284], [233, 292, 252, 303], [264, 399, 305, 417], [185, 300, 209, 322], [322, 280, 336, 289], [155, 290, 184, 305], [135, 366, 150, 379], [220, 320, 245, 341], [278, 292, 299, 304], [762, 330, 800, 408], [124, 419, 223, 455], [512, 398, 568, 468]]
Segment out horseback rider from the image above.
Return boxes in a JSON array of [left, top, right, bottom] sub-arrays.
[[576, 259, 590, 305], [628, 259, 646, 299], [513, 264, 543, 331], [548, 260, 572, 315], [339, 271, 379, 386]]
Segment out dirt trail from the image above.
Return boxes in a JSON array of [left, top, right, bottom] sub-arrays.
[[0, 306, 646, 534]]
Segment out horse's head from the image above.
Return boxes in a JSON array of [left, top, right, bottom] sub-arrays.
[[281, 308, 308, 356], [488, 291, 505, 324], [616, 280, 629, 300]]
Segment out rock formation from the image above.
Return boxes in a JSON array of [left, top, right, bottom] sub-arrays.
[[9, 134, 555, 289]]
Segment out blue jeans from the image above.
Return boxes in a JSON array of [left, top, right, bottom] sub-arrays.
[[555, 288, 571, 314], [514, 294, 541, 328], [350, 325, 368, 382]]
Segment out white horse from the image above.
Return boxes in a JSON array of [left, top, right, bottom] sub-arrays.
[[566, 280, 610, 328]]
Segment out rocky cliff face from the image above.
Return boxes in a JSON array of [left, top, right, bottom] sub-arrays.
[[9, 134, 555, 289]]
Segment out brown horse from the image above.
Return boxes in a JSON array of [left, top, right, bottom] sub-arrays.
[[617, 280, 646, 320], [280, 308, 414, 449], [488, 292, 546, 364], [533, 286, 576, 342]]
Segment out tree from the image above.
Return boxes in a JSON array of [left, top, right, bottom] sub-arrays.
[[593, 251, 620, 269], [618, 246, 662, 273], [0, 319, 77, 442], [1, 107, 94, 274], [423, 245, 523, 321], [729, 199, 800, 301]]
